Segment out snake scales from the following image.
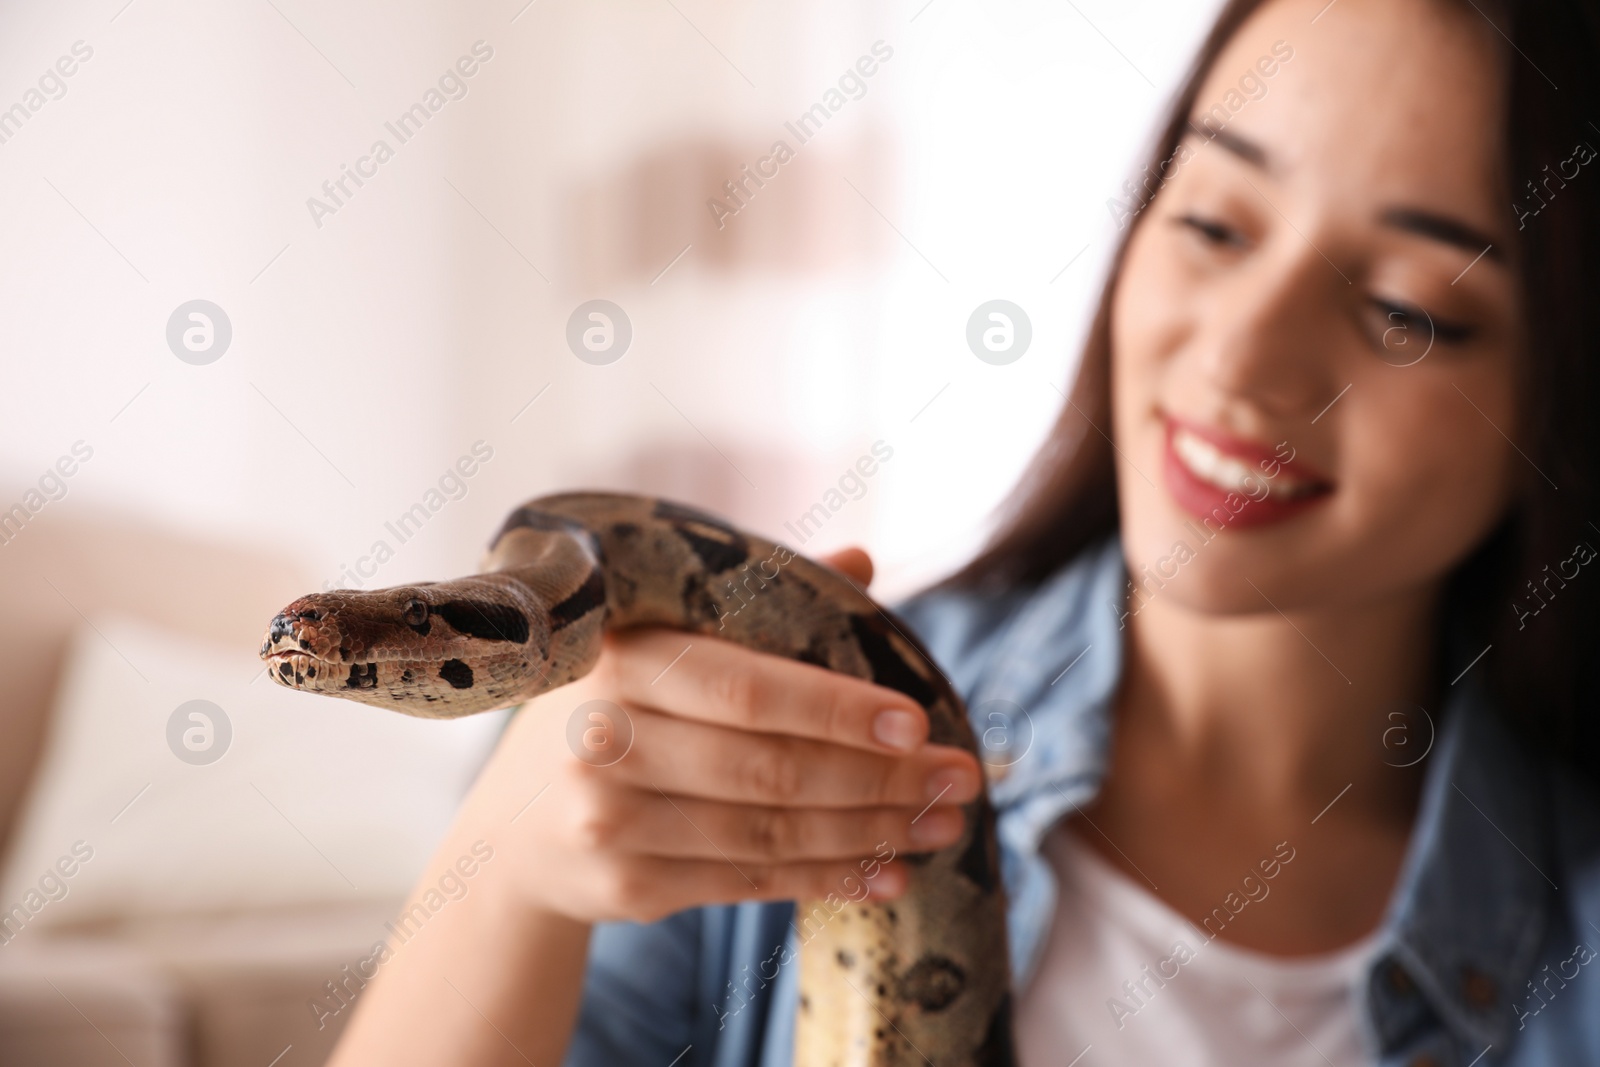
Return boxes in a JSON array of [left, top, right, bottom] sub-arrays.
[[260, 491, 1015, 1065]]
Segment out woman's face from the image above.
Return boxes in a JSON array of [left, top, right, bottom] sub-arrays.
[[1111, 0, 1523, 617]]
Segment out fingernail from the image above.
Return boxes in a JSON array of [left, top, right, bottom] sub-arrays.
[[867, 866, 906, 898], [910, 808, 962, 846], [925, 766, 976, 803], [872, 709, 922, 751]]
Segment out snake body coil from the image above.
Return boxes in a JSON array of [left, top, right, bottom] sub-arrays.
[[261, 491, 1015, 1065]]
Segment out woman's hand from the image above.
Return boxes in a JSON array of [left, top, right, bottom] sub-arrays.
[[463, 546, 981, 924]]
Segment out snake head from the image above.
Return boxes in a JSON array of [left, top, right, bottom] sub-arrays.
[[259, 577, 552, 717]]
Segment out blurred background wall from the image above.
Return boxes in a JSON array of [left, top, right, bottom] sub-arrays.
[[0, 0, 1225, 600], [0, 0, 1225, 1062]]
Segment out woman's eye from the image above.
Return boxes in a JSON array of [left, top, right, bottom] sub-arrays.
[[1176, 213, 1243, 247], [1365, 297, 1476, 351]]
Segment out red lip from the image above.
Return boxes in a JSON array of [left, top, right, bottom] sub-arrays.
[[1161, 414, 1333, 530]]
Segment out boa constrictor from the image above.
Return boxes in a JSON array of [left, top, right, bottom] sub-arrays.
[[260, 491, 1015, 1065]]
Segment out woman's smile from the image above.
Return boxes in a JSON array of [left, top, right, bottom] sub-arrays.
[[1160, 412, 1333, 529]]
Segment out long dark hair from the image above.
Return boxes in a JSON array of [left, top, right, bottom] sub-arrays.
[[943, 0, 1600, 769]]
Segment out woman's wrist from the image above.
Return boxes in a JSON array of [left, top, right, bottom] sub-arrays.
[[468, 842, 593, 945], [329, 835, 595, 1067]]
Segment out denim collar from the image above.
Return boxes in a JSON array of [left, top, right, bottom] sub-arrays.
[[962, 534, 1126, 820], [941, 534, 1554, 1057]]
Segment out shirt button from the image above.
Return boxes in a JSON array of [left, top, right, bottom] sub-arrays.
[[1461, 966, 1498, 1010]]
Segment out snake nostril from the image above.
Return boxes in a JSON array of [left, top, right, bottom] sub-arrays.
[[268, 613, 299, 643], [297, 609, 322, 622]]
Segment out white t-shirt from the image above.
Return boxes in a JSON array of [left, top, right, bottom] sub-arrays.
[[1015, 824, 1380, 1067]]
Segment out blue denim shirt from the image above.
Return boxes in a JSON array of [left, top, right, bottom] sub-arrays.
[[565, 536, 1600, 1066]]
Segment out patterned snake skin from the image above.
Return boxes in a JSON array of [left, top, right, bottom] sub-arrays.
[[260, 491, 1015, 1065]]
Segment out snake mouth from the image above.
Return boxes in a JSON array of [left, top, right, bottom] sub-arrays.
[[261, 612, 363, 669], [266, 649, 329, 687]]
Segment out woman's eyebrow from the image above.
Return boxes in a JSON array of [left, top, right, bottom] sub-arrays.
[[1379, 207, 1504, 262], [1187, 122, 1271, 171]]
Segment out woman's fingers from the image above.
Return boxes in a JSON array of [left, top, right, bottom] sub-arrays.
[[493, 606, 978, 924], [603, 628, 936, 755], [597, 704, 981, 810], [819, 546, 874, 587], [593, 854, 909, 923], [557, 782, 967, 863]]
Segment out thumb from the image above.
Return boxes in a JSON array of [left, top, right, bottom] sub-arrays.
[[819, 546, 874, 588]]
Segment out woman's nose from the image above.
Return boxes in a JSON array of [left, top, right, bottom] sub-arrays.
[[1190, 244, 1344, 416]]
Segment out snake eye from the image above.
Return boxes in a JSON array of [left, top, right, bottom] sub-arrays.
[[402, 599, 429, 626]]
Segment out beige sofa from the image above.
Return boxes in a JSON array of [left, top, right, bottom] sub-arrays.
[[0, 506, 400, 1066]]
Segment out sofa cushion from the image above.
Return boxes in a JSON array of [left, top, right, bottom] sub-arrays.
[[0, 615, 506, 930]]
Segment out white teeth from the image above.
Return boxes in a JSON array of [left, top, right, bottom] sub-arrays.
[[1172, 428, 1315, 501]]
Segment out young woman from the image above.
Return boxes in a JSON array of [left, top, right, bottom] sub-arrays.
[[330, 0, 1600, 1062]]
